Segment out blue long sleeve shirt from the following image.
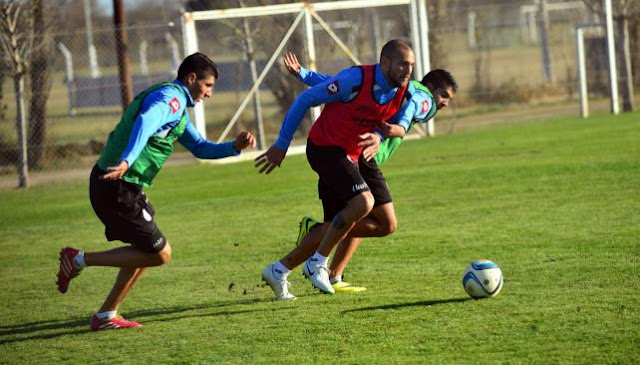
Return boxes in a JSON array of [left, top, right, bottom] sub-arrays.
[[120, 79, 239, 166], [274, 64, 413, 151], [297, 66, 434, 133]]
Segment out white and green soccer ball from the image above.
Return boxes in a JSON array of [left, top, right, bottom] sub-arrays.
[[462, 259, 504, 299]]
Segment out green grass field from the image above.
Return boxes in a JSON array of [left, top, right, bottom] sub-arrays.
[[0, 112, 638, 363]]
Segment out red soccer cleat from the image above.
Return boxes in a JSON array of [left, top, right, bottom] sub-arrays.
[[56, 247, 82, 294], [90, 315, 143, 331]]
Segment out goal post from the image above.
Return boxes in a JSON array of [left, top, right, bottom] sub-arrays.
[[181, 0, 432, 150], [573, 0, 620, 119]]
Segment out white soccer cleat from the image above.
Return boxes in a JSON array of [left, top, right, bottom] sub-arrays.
[[302, 258, 335, 294], [262, 263, 296, 301]]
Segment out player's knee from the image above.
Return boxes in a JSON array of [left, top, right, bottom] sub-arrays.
[[347, 192, 375, 222], [155, 242, 172, 265], [360, 191, 375, 214], [373, 216, 396, 236], [382, 219, 397, 236]]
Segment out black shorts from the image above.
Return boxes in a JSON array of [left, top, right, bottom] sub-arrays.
[[306, 140, 391, 222], [89, 165, 166, 253]]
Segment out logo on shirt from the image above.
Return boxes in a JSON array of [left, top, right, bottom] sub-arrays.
[[327, 81, 339, 95], [422, 100, 430, 113], [168, 97, 181, 113]]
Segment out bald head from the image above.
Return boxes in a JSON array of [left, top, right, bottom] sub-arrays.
[[380, 39, 413, 63]]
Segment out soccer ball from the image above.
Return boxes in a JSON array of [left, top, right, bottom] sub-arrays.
[[462, 259, 504, 299]]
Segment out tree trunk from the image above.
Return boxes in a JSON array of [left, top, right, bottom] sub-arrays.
[[14, 74, 29, 188], [631, 19, 640, 88], [28, 0, 51, 168], [617, 17, 634, 112]]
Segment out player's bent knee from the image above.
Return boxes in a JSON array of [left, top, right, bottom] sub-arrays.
[[347, 192, 375, 221], [153, 242, 172, 265], [159, 242, 172, 264], [384, 220, 397, 235], [361, 191, 375, 213]]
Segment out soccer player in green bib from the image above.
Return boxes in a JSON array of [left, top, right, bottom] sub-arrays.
[[56, 53, 256, 330], [261, 52, 456, 299]]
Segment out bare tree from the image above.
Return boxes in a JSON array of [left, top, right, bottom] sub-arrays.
[[0, 1, 32, 187], [28, 0, 53, 169]]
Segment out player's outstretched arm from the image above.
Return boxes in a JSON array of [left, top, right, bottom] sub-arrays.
[[255, 145, 286, 175], [179, 123, 254, 159]]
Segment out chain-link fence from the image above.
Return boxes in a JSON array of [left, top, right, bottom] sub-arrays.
[[1, 0, 638, 188]]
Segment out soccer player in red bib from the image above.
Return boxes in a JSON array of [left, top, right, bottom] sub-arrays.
[[279, 52, 457, 294], [255, 39, 414, 298]]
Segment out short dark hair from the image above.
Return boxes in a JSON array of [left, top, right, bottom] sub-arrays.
[[177, 52, 219, 81], [421, 69, 458, 93], [380, 39, 412, 62]]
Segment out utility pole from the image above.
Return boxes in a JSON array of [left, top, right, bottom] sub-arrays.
[[113, 0, 133, 109]]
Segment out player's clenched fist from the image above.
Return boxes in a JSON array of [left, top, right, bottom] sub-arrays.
[[234, 131, 257, 150]]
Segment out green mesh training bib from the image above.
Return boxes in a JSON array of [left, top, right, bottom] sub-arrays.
[[97, 82, 188, 187], [374, 81, 436, 166]]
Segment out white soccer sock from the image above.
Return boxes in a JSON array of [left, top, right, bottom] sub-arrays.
[[96, 311, 117, 320], [310, 252, 328, 266], [273, 261, 291, 280], [73, 251, 86, 270]]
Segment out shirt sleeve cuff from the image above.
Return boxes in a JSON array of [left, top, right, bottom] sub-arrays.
[[228, 141, 241, 156], [273, 138, 290, 151], [298, 67, 309, 80]]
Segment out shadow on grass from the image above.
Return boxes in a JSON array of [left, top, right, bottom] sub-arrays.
[[342, 297, 472, 314], [0, 297, 284, 345]]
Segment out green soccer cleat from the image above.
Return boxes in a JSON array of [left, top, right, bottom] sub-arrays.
[[295, 216, 319, 246], [331, 280, 367, 293]]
